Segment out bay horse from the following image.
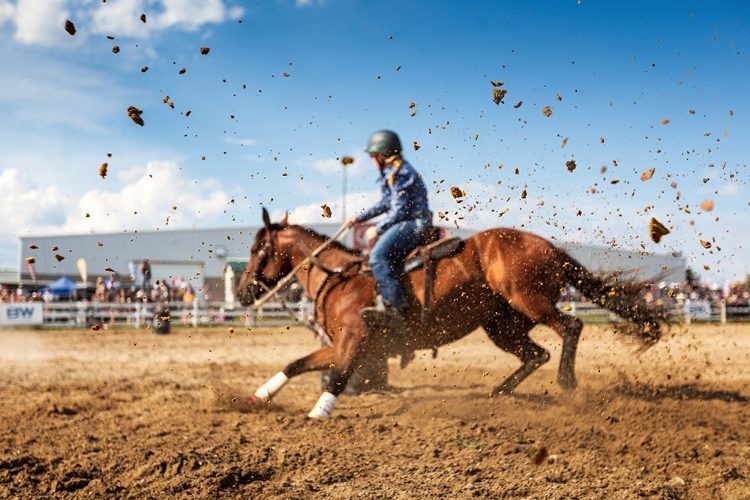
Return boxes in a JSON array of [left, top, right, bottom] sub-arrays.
[[237, 209, 661, 418]]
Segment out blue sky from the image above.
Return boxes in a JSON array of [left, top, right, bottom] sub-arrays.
[[0, 0, 748, 285]]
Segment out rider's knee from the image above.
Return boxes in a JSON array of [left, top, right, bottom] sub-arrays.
[[368, 244, 389, 263]]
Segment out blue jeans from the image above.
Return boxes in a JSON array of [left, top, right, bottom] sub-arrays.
[[369, 218, 431, 308]]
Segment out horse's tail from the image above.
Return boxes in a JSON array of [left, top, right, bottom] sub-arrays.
[[557, 248, 662, 348]]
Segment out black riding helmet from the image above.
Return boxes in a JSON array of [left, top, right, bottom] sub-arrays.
[[365, 129, 402, 157]]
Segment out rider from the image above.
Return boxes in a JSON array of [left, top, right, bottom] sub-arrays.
[[349, 129, 433, 326]]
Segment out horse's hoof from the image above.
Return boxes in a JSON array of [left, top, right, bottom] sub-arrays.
[[558, 381, 578, 392], [399, 351, 416, 369], [307, 392, 337, 418], [490, 387, 514, 398], [245, 395, 268, 407]]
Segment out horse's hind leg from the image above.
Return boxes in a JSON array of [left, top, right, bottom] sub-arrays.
[[501, 295, 584, 391], [483, 310, 550, 395], [552, 311, 583, 390]]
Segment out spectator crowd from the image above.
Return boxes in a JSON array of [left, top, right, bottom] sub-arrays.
[[4, 272, 749, 310]]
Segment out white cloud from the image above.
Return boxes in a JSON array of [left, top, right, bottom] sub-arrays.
[[294, 0, 328, 7], [90, 0, 150, 38], [0, 169, 68, 236], [0, 1, 15, 24], [226, 5, 242, 18], [309, 156, 346, 175], [286, 190, 380, 225], [0, 161, 234, 267], [225, 137, 258, 147], [89, 0, 244, 37], [71, 160, 232, 233], [13, 0, 71, 46], [719, 182, 743, 197], [2, 0, 244, 45], [308, 150, 370, 177], [154, 0, 242, 31]]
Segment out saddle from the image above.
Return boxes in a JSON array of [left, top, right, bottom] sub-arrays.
[[361, 227, 464, 320], [406, 236, 463, 320], [359, 231, 462, 369]]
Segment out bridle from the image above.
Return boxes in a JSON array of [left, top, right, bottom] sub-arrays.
[[248, 223, 360, 328], [253, 232, 274, 275], [246, 228, 281, 297]]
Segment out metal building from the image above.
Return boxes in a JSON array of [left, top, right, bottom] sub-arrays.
[[16, 224, 685, 301]]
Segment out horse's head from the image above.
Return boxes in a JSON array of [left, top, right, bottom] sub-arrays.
[[236, 208, 293, 306]]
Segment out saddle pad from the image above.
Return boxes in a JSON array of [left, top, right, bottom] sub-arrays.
[[403, 237, 463, 274]]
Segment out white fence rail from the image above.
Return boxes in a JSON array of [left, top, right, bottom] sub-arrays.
[[11, 299, 749, 330], [681, 299, 750, 324], [559, 299, 749, 324], [40, 300, 305, 329]]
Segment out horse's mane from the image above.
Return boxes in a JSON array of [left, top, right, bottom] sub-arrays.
[[284, 224, 361, 256]]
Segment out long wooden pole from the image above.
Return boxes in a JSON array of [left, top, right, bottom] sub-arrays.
[[252, 221, 352, 309]]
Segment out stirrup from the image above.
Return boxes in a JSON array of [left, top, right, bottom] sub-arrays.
[[360, 304, 406, 331], [360, 306, 402, 323]]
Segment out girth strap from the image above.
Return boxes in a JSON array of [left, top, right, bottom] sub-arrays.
[[421, 246, 436, 323], [411, 237, 463, 321]]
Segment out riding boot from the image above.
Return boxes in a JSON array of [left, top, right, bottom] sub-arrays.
[[360, 302, 415, 367], [360, 303, 406, 333], [383, 306, 416, 368]]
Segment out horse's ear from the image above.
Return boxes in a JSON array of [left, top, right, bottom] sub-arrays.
[[279, 212, 289, 226], [262, 208, 271, 230]]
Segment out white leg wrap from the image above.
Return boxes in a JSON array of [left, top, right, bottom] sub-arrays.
[[254, 372, 289, 401], [307, 392, 338, 419]]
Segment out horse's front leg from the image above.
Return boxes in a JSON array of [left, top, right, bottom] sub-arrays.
[[252, 341, 362, 419], [252, 345, 336, 402], [307, 328, 366, 418]]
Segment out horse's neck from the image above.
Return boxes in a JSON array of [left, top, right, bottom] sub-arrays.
[[285, 229, 358, 295]]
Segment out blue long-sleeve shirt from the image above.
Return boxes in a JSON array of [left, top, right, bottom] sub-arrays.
[[355, 160, 432, 234]]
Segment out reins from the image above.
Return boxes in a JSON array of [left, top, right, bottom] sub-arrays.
[[252, 220, 353, 310], [254, 281, 334, 346]]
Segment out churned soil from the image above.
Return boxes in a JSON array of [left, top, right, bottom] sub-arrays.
[[1, 322, 749, 499]]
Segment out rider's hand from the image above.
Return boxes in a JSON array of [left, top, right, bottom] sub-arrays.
[[364, 226, 378, 243], [346, 216, 358, 227]]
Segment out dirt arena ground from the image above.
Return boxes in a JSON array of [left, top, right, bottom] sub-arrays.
[[1, 321, 749, 499]]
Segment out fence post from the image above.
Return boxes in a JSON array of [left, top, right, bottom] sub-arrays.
[[193, 299, 199, 328], [684, 299, 691, 325], [719, 300, 726, 324], [81, 301, 89, 327]]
